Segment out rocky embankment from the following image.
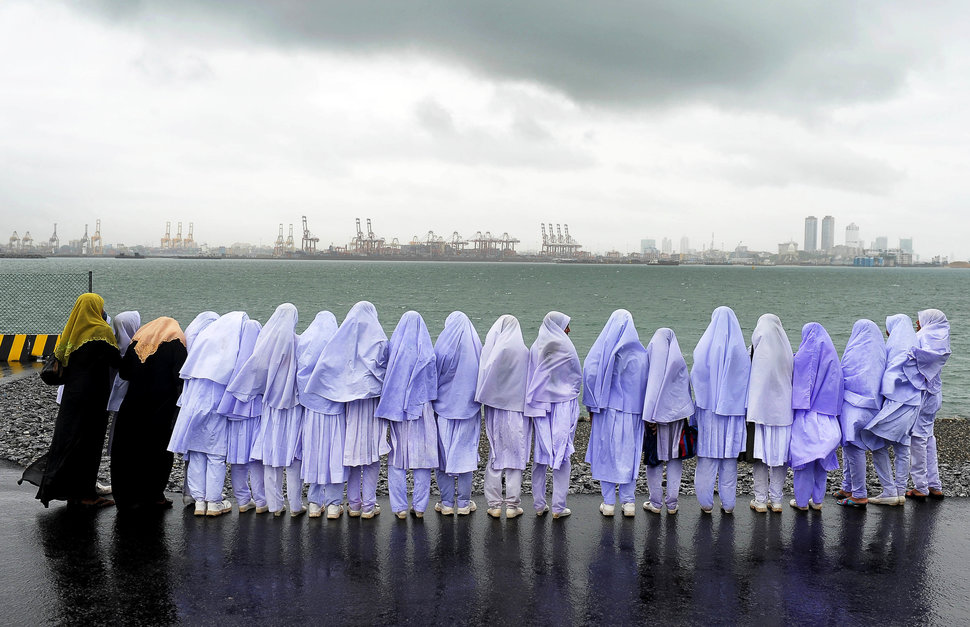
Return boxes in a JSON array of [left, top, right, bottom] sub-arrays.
[[4, 374, 970, 500]]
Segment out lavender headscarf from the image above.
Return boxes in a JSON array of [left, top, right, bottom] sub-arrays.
[[642, 328, 695, 424], [582, 310, 648, 415], [792, 322, 843, 415], [375, 311, 438, 422], [432, 311, 482, 420], [841, 319, 886, 410], [904, 309, 950, 394], [304, 301, 388, 403], [525, 311, 582, 417], [691, 306, 750, 416], [107, 311, 142, 412], [180, 311, 248, 384], [218, 319, 264, 419], [226, 304, 300, 410], [880, 314, 920, 404], [183, 311, 219, 352], [746, 314, 794, 426], [297, 311, 344, 414], [475, 315, 529, 413]]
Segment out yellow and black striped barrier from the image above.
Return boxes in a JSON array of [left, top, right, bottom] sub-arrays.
[[0, 334, 59, 362]]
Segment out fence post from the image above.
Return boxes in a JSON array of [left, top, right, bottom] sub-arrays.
[[88, 271, 93, 293]]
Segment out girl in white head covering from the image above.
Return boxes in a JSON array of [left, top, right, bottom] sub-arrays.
[[476, 315, 532, 519], [746, 314, 794, 513], [169, 311, 248, 517], [582, 310, 648, 517], [227, 304, 305, 517], [526, 311, 582, 519], [691, 306, 750, 514], [907, 309, 950, 499]]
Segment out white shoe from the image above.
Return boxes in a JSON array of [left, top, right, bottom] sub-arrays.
[[769, 502, 784, 513], [272, 508, 286, 517], [326, 504, 343, 519], [468, 500, 477, 512], [552, 508, 571, 519], [700, 507, 713, 515], [290, 507, 307, 518], [749, 499, 768, 513], [487, 507, 502, 518], [896, 495, 906, 505], [436, 502, 455, 515], [621, 503, 636, 517], [183, 494, 196, 507], [535, 505, 550, 517], [412, 509, 424, 519], [456, 504, 473, 515], [308, 503, 323, 518], [721, 507, 734, 514], [506, 506, 524, 519], [789, 499, 808, 511], [96, 482, 112, 496], [869, 493, 900, 506], [194, 500, 206, 516], [395, 510, 408, 520], [667, 507, 678, 515], [348, 507, 362, 517], [206, 499, 232, 517], [255, 505, 269, 514], [238, 500, 257, 513], [809, 500, 822, 511], [642, 501, 662, 514], [599, 503, 615, 517], [360, 505, 380, 519]]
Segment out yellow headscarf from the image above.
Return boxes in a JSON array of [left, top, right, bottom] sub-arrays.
[[54, 293, 119, 366], [132, 316, 187, 363]]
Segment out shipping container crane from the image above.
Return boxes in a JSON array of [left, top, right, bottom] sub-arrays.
[[301, 215, 319, 254]]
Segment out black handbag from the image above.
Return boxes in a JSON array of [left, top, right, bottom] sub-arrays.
[[40, 354, 65, 386]]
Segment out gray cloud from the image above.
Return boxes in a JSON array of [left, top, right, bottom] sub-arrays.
[[75, 1, 945, 112]]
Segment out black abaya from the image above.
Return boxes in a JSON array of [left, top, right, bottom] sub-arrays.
[[110, 339, 187, 508], [36, 340, 120, 506]]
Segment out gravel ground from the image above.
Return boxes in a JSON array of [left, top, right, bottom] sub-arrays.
[[4, 374, 970, 500]]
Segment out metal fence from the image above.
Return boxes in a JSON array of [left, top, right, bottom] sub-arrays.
[[0, 272, 92, 333]]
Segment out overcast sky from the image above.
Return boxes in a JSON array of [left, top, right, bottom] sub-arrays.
[[1, 1, 968, 258]]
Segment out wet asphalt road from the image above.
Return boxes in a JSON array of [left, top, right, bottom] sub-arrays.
[[2, 461, 969, 626]]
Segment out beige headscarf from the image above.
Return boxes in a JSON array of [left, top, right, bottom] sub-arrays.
[[132, 317, 186, 363]]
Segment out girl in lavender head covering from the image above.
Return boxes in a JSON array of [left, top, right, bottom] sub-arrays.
[[641, 328, 695, 515], [174, 311, 218, 507], [376, 311, 439, 519], [907, 309, 950, 499], [219, 319, 266, 513], [860, 314, 920, 505], [476, 315, 532, 519], [834, 320, 885, 508], [106, 311, 141, 415], [583, 310, 648, 517], [297, 311, 346, 518], [432, 312, 482, 516], [227, 304, 305, 517], [526, 311, 582, 519], [746, 314, 793, 514], [788, 322, 843, 511], [691, 306, 750, 514], [169, 311, 248, 517], [305, 301, 388, 519]]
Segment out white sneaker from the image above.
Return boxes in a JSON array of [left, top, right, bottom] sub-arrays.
[[96, 482, 112, 496], [769, 501, 784, 513], [412, 509, 424, 519], [206, 499, 232, 517], [506, 506, 524, 519], [395, 510, 408, 520], [666, 507, 678, 515], [721, 507, 734, 514], [642, 501, 662, 514], [535, 505, 550, 517], [621, 503, 636, 517], [552, 508, 571, 519], [468, 500, 477, 512], [896, 495, 906, 505], [238, 500, 257, 513], [360, 505, 380, 519], [326, 504, 343, 519], [749, 499, 768, 513], [308, 503, 323, 518], [487, 507, 502, 518], [290, 506, 307, 518], [194, 499, 206, 516], [437, 502, 455, 515], [599, 503, 615, 517], [255, 505, 269, 514], [869, 493, 900, 506], [456, 504, 473, 515], [272, 508, 286, 517], [789, 499, 808, 511], [348, 507, 362, 517], [808, 500, 822, 511]]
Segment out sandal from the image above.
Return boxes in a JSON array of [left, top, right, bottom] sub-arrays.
[[831, 489, 851, 499], [928, 489, 944, 500], [837, 497, 867, 508], [70, 497, 115, 509]]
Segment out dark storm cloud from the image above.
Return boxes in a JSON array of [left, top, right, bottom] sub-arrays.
[[75, 1, 930, 110]]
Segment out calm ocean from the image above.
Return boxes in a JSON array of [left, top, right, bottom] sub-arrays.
[[4, 257, 967, 418]]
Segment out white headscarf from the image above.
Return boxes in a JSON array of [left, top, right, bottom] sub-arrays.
[[746, 313, 794, 426], [690, 306, 750, 416], [525, 311, 582, 417], [304, 301, 388, 402], [475, 314, 529, 413], [226, 303, 300, 409], [179, 311, 248, 384]]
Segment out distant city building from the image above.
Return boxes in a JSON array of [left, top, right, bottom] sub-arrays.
[[778, 241, 799, 264], [640, 238, 657, 254], [845, 223, 861, 250], [874, 236, 888, 252], [804, 216, 818, 252], [661, 237, 673, 255], [899, 237, 913, 254], [679, 236, 689, 255], [821, 215, 835, 252]]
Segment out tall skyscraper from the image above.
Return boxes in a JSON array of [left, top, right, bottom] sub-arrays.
[[874, 236, 888, 251], [845, 223, 861, 250], [821, 215, 835, 252], [661, 237, 672, 255], [804, 216, 818, 252], [640, 238, 657, 254], [899, 238, 913, 253], [679, 236, 689, 255]]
